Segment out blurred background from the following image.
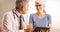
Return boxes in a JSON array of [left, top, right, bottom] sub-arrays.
[[0, 0, 60, 32]]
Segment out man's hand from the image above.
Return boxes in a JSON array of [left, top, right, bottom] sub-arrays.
[[25, 24, 33, 32], [27, 24, 33, 30]]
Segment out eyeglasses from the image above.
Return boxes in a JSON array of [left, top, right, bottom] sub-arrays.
[[36, 4, 42, 7]]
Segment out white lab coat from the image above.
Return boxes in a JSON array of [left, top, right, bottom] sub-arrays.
[[2, 10, 29, 32]]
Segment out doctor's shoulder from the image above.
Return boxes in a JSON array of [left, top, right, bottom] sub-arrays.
[[2, 10, 14, 19]]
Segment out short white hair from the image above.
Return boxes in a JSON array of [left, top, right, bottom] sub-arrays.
[[35, 0, 46, 4]]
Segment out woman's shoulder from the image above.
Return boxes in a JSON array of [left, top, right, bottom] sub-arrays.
[[29, 13, 36, 18], [46, 14, 51, 18], [30, 13, 35, 16], [46, 14, 51, 16]]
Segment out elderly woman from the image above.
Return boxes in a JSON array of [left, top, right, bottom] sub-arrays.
[[29, 0, 52, 32]]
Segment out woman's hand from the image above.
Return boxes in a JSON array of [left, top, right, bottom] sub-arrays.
[[48, 24, 52, 32]]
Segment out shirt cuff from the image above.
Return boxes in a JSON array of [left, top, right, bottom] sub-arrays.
[[19, 29, 24, 32]]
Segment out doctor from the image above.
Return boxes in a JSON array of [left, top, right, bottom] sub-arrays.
[[2, 0, 29, 32]]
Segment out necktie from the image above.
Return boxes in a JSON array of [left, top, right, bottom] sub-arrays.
[[19, 15, 24, 30]]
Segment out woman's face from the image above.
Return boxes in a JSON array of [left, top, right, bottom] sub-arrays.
[[35, 2, 44, 13]]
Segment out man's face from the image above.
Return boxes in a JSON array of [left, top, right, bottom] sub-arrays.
[[22, 5, 28, 14]]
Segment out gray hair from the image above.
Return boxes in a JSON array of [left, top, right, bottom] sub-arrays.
[[15, 0, 29, 10]]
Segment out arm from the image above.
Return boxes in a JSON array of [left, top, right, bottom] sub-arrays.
[[48, 24, 52, 32], [26, 14, 33, 32], [47, 14, 52, 32], [2, 13, 13, 32], [29, 14, 33, 30]]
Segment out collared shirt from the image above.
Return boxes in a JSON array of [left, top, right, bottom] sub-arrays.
[[2, 9, 29, 32]]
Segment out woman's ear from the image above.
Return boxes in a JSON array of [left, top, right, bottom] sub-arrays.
[[43, 4, 45, 8]]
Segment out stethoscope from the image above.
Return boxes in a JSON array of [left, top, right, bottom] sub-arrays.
[[12, 9, 18, 19], [12, 9, 25, 21]]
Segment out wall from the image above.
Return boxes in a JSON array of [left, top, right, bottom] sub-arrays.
[[0, 0, 16, 26]]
